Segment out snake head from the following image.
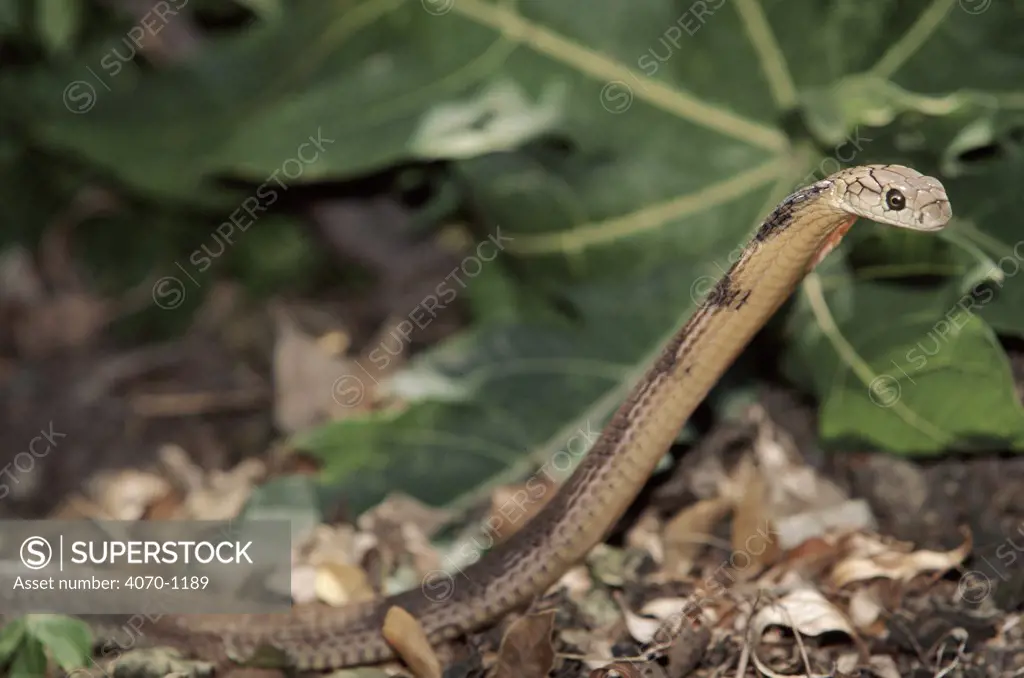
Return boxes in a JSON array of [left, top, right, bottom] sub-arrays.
[[832, 164, 952, 232]]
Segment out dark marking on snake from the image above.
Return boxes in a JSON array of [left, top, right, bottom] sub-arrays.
[[734, 289, 752, 310], [755, 183, 826, 242], [706, 273, 741, 308], [651, 324, 688, 376]]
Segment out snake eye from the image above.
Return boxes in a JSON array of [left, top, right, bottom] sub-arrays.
[[885, 188, 906, 211]]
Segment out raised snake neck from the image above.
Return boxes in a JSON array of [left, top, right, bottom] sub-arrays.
[[87, 165, 951, 670]]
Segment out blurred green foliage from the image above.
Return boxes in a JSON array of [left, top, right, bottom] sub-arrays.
[[0, 614, 91, 678]]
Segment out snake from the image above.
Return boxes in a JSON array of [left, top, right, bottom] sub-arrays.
[[86, 165, 951, 670]]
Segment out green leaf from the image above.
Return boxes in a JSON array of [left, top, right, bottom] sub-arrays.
[[800, 74, 1001, 147], [17, 1, 568, 201], [35, 0, 80, 54], [943, 157, 1024, 337], [24, 614, 91, 671], [785, 275, 1024, 454], [8, 636, 47, 678], [0, 619, 27, 663]]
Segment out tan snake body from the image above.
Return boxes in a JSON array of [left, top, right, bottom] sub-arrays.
[[90, 165, 951, 669]]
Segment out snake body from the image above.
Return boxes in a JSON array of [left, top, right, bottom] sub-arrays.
[[93, 165, 951, 669]]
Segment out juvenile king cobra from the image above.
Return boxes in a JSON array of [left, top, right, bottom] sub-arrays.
[[89, 165, 951, 669]]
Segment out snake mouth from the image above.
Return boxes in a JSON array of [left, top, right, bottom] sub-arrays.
[[912, 198, 953, 230], [911, 222, 949, 232]]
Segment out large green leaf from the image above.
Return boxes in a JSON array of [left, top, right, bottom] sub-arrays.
[[783, 270, 1024, 454], [24, 615, 91, 672], [14, 1, 1024, 509], [0, 618, 26, 664], [7, 637, 46, 678], [944, 157, 1024, 337]]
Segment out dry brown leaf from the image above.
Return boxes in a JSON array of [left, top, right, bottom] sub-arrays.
[[662, 496, 731, 577], [664, 622, 711, 678], [382, 606, 441, 678], [160, 444, 205, 490], [620, 604, 670, 647], [731, 472, 780, 576], [752, 587, 855, 639], [750, 588, 854, 678], [290, 564, 318, 604], [488, 610, 557, 678], [847, 586, 887, 634], [86, 469, 173, 520], [315, 562, 376, 606], [358, 491, 454, 539], [188, 462, 265, 520], [357, 492, 452, 582], [830, 532, 972, 587], [272, 306, 375, 434], [624, 598, 710, 673], [143, 486, 188, 520], [744, 405, 874, 552], [625, 509, 664, 564], [294, 526, 375, 604], [299, 524, 373, 567], [865, 655, 902, 678], [157, 444, 264, 520], [773, 499, 875, 551], [556, 564, 593, 599], [640, 597, 695, 621], [834, 652, 861, 675], [617, 595, 692, 646], [768, 536, 840, 582], [750, 407, 847, 515]]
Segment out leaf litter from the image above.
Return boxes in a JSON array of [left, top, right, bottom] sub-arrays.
[[22, 366, 1020, 677]]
